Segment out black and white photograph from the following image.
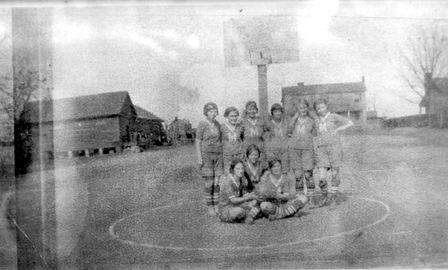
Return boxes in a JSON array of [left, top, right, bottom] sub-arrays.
[[1, 1, 448, 269]]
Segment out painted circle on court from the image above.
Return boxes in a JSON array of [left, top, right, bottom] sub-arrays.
[[110, 196, 390, 251]]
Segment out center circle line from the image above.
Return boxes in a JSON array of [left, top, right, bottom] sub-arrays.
[[109, 196, 391, 252]]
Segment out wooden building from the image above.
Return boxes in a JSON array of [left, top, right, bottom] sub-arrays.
[[281, 77, 367, 123], [133, 105, 165, 149], [166, 117, 195, 144], [24, 91, 137, 157], [420, 76, 448, 127]]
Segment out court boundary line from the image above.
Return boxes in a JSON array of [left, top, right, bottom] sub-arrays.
[[354, 164, 448, 173], [109, 196, 391, 252]]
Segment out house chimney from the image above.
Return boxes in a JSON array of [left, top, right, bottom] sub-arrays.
[[361, 76, 365, 83]]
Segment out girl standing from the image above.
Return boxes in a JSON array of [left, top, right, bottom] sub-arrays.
[[244, 144, 266, 186], [220, 107, 244, 174], [196, 102, 223, 216], [313, 98, 353, 209], [265, 103, 290, 174], [241, 101, 267, 165], [288, 99, 316, 194]]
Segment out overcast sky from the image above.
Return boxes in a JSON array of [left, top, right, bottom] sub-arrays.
[[1, 1, 448, 127]]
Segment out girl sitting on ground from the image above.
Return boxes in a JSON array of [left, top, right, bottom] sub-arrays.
[[218, 159, 260, 225], [256, 159, 308, 221]]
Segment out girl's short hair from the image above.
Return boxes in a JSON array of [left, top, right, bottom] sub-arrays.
[[245, 144, 260, 158], [229, 159, 244, 175], [245, 101, 258, 112], [203, 102, 218, 116], [224, 106, 239, 118], [268, 158, 282, 170], [295, 99, 310, 118], [297, 98, 310, 109], [313, 98, 328, 111], [270, 103, 283, 115]]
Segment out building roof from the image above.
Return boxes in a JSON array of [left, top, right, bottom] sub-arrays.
[[420, 77, 448, 108], [25, 91, 133, 123], [432, 77, 448, 93], [134, 105, 164, 122], [282, 80, 367, 100]]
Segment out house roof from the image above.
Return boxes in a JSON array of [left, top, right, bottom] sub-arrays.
[[134, 105, 164, 122], [432, 77, 448, 93], [25, 91, 133, 123], [420, 77, 448, 108], [282, 81, 367, 100]]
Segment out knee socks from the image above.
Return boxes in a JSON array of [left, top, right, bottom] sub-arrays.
[[203, 176, 214, 206]]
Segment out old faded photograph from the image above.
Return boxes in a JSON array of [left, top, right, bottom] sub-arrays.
[[1, 1, 448, 269]]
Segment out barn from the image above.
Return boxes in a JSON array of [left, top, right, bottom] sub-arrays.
[[281, 77, 367, 123], [133, 105, 165, 149], [24, 91, 137, 158]]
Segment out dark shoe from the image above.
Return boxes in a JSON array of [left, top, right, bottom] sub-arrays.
[[268, 212, 285, 221], [318, 180, 327, 190], [244, 216, 254, 225], [207, 206, 216, 216], [306, 188, 315, 196], [333, 191, 348, 206], [306, 181, 315, 190], [310, 190, 328, 207], [328, 193, 336, 210]]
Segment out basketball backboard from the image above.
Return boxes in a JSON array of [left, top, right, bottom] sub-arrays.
[[223, 16, 300, 67]]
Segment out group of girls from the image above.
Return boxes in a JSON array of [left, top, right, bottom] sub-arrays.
[[196, 98, 353, 224]]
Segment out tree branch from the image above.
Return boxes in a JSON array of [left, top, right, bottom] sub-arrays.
[[397, 23, 448, 112]]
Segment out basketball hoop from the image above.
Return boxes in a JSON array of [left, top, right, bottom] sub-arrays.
[[250, 48, 272, 66]]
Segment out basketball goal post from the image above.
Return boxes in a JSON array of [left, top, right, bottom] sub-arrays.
[[223, 16, 300, 121], [250, 48, 272, 121]]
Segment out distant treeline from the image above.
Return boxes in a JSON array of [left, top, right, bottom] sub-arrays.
[[383, 114, 447, 128]]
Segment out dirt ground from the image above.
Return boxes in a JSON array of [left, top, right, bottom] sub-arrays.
[[1, 127, 448, 269]]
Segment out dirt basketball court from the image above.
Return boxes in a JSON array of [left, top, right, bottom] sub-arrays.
[[2, 128, 448, 269]]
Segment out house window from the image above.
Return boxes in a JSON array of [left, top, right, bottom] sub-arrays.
[[355, 98, 359, 102]]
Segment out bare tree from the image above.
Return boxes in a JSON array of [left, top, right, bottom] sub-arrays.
[[0, 23, 52, 142], [0, 70, 50, 142], [398, 23, 448, 115]]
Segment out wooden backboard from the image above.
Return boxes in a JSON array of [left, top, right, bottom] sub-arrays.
[[223, 16, 300, 67]]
